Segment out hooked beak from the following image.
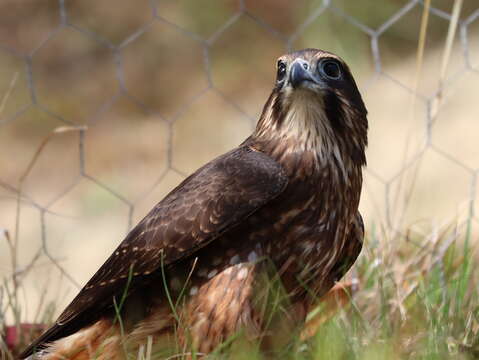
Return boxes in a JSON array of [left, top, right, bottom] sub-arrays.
[[289, 61, 318, 89]]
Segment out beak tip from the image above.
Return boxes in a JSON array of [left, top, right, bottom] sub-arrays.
[[290, 62, 303, 88], [289, 61, 314, 89]]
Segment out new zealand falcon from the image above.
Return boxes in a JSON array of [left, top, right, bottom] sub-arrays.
[[21, 48, 368, 359]]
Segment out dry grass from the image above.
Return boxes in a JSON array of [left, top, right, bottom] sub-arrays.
[[1, 220, 478, 359]]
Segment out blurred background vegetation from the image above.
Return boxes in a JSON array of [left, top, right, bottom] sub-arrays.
[[1, 0, 479, 358]]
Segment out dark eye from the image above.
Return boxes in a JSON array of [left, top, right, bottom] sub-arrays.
[[320, 60, 341, 80], [277, 61, 287, 81]]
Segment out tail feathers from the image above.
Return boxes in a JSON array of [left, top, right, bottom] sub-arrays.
[[19, 323, 66, 359], [19, 320, 119, 360]]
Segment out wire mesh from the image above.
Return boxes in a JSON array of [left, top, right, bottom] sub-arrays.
[[0, 0, 478, 324]]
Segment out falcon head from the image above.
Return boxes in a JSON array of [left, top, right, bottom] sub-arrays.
[[275, 49, 357, 94], [254, 48, 368, 166]]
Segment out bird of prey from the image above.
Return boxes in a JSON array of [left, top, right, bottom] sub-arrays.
[[21, 48, 368, 359]]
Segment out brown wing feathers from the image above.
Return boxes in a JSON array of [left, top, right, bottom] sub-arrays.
[[20, 146, 288, 357], [21, 48, 368, 359]]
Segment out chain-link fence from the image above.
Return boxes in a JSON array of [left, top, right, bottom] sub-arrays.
[[0, 0, 478, 330]]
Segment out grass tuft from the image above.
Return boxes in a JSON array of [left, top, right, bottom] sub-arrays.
[[2, 220, 477, 359]]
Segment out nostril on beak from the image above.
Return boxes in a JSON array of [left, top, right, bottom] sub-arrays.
[[289, 60, 315, 89]]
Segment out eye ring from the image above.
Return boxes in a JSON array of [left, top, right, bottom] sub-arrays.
[[320, 59, 341, 80], [277, 61, 287, 81]]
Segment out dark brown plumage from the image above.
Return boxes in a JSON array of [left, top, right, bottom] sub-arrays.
[[21, 48, 368, 359]]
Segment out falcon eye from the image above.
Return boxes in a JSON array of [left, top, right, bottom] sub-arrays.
[[277, 61, 287, 81], [320, 60, 342, 80]]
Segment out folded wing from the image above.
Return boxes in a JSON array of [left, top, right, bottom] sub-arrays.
[[21, 145, 288, 357]]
